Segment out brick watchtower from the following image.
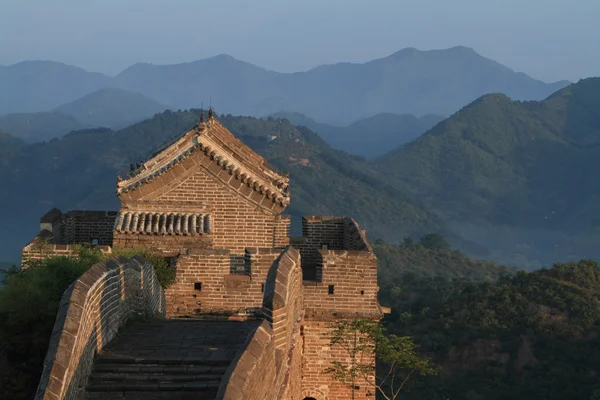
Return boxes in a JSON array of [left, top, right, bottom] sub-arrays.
[[23, 113, 386, 399]]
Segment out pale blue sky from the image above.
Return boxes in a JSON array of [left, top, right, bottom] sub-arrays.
[[1, 0, 598, 82]]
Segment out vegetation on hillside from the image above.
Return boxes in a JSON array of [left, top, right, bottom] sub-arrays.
[[0, 248, 102, 400], [326, 318, 436, 400], [0, 112, 89, 142], [0, 109, 449, 261], [0, 246, 174, 400], [269, 111, 443, 159], [375, 78, 600, 265], [376, 237, 600, 400], [0, 130, 25, 164]]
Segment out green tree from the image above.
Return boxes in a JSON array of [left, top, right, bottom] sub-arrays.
[[0, 248, 102, 400], [418, 233, 450, 251], [325, 318, 436, 400]]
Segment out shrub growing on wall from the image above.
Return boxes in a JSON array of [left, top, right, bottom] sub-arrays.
[[111, 247, 176, 288]]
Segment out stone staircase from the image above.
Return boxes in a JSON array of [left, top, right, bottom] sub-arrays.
[[85, 319, 260, 400]]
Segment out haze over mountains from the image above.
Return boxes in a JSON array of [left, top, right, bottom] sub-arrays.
[[0, 46, 568, 126], [270, 111, 444, 159], [1, 78, 600, 268]]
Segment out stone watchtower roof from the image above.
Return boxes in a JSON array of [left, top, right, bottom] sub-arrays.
[[116, 116, 291, 208]]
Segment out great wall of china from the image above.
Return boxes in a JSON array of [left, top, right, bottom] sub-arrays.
[[24, 114, 388, 400]]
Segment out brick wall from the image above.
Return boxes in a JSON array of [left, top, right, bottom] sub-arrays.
[[274, 214, 291, 247], [296, 217, 381, 400], [62, 211, 118, 245], [34, 256, 166, 400], [303, 250, 379, 315], [263, 246, 304, 400], [217, 246, 304, 400], [116, 145, 288, 251], [343, 218, 372, 252], [216, 321, 279, 400], [165, 247, 283, 317], [21, 231, 111, 268], [301, 319, 377, 399], [113, 231, 213, 253]]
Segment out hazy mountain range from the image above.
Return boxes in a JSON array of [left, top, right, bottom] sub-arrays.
[[270, 111, 444, 159], [1, 78, 599, 268], [1, 46, 569, 125]]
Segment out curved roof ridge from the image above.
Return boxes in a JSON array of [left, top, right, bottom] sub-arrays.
[[116, 117, 291, 207]]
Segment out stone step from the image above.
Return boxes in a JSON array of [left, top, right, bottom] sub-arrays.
[[89, 373, 223, 384], [92, 364, 229, 375], [86, 380, 221, 392], [86, 389, 218, 400], [95, 354, 232, 366]]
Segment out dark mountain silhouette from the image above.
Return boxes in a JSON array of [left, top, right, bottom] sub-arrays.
[[1, 47, 569, 125]]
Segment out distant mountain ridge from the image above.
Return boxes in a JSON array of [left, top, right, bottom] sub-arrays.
[[0, 60, 110, 114], [54, 87, 169, 128], [0, 112, 89, 143], [1, 47, 570, 125], [269, 111, 444, 159], [375, 77, 600, 265], [0, 110, 448, 261]]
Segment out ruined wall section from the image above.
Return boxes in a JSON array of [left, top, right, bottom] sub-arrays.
[[34, 256, 166, 400], [165, 247, 283, 317]]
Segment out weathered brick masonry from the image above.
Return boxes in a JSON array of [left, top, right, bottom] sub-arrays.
[[27, 114, 386, 399], [34, 256, 166, 400], [217, 247, 304, 400]]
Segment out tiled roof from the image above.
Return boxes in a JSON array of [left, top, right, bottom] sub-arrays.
[[116, 117, 290, 207]]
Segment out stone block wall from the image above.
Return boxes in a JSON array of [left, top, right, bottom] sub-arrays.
[[165, 247, 284, 317], [34, 256, 166, 400]]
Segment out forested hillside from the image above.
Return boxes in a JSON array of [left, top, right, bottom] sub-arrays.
[[269, 111, 444, 159], [375, 78, 600, 266], [376, 238, 600, 400], [0, 110, 447, 261]]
